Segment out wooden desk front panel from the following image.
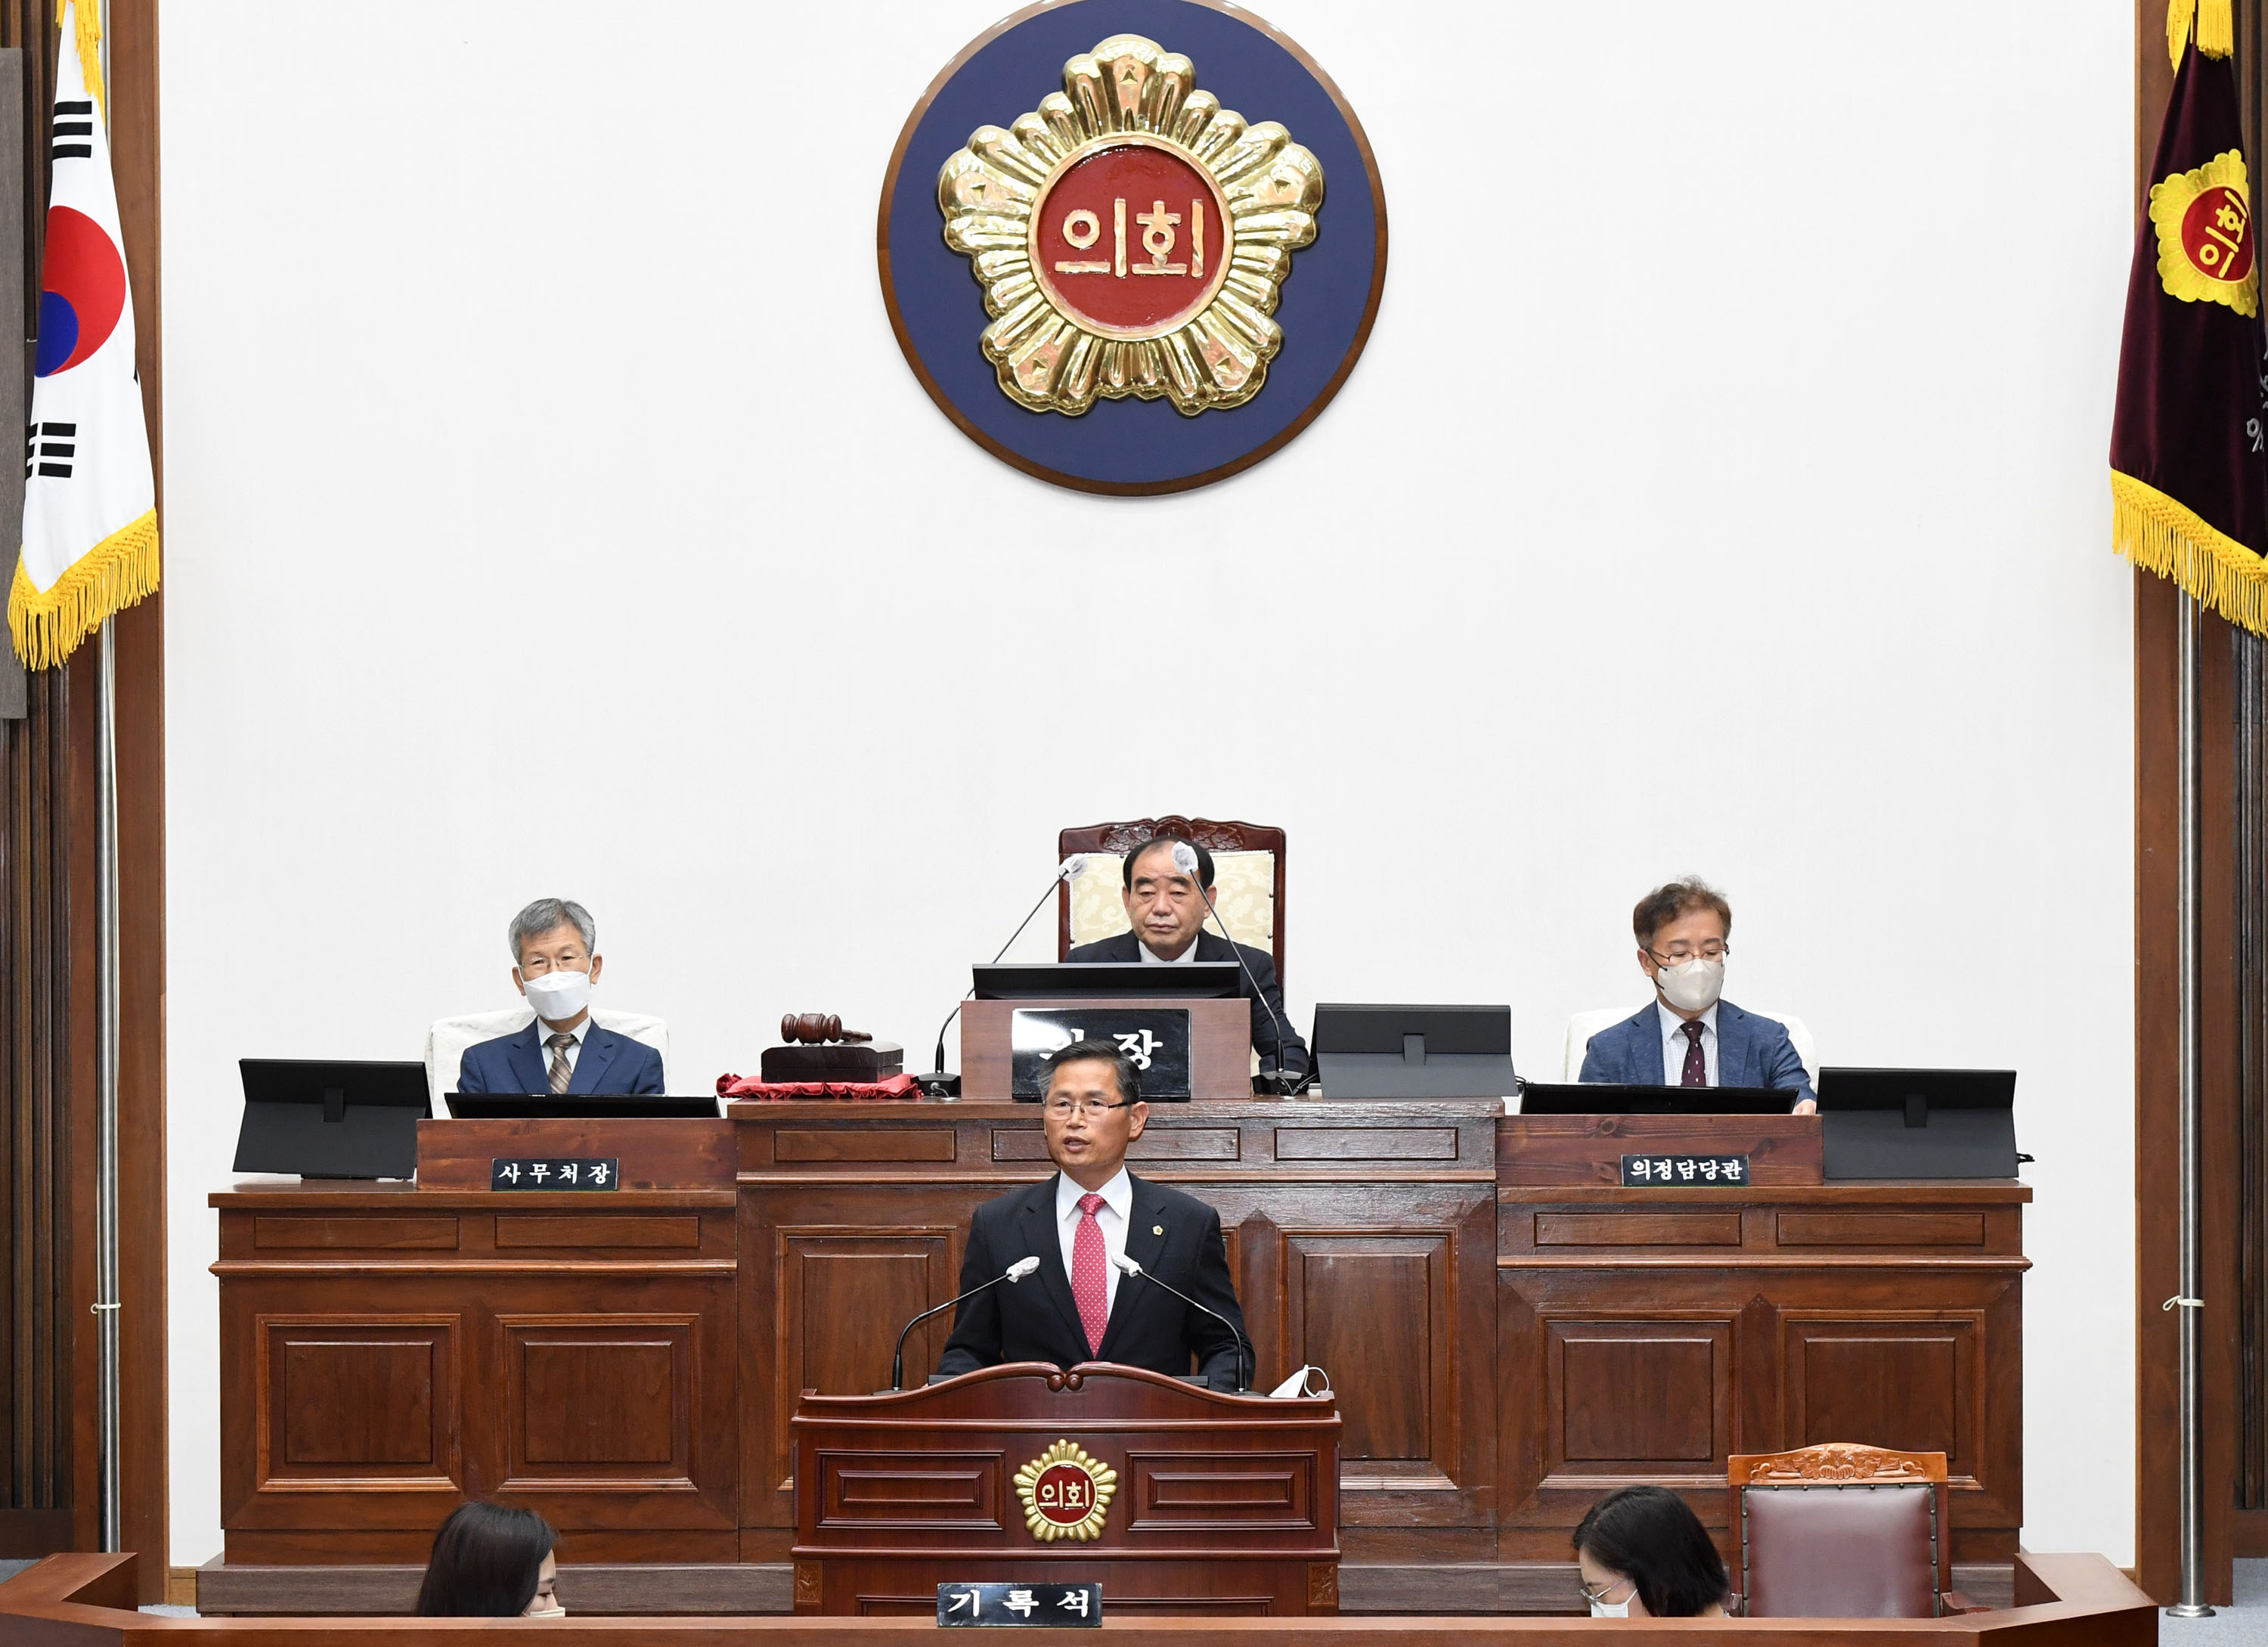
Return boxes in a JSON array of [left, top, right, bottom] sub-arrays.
[[734, 1101, 1499, 1560], [1496, 1183, 2028, 1562], [211, 1187, 740, 1564]]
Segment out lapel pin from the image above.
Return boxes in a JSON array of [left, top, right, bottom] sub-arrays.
[[1152, 1225, 1164, 1236]]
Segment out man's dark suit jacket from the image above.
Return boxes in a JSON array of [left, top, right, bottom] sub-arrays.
[[1065, 930, 1310, 1075], [935, 1172, 1250, 1389], [457, 1021, 667, 1096]]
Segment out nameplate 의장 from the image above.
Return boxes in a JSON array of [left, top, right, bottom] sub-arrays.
[[1619, 1153, 1749, 1187], [937, 1583, 1101, 1627], [491, 1157, 619, 1192], [1010, 1009, 1191, 1100]]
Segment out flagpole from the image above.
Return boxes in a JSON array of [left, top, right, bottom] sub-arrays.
[[2171, 587, 2214, 1618], [94, 613, 119, 1555], [91, 0, 121, 1560]]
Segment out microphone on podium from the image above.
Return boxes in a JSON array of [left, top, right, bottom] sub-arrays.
[[889, 1255, 1041, 1391], [1170, 842, 1298, 1096], [923, 857, 1089, 1096], [1111, 1252, 1250, 1394]]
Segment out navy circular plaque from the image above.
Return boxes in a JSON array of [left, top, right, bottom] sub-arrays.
[[878, 0, 1388, 495]]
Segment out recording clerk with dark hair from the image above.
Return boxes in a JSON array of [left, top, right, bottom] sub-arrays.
[[456, 898, 665, 1096], [1578, 877, 1817, 1115], [1065, 836, 1309, 1079], [936, 1039, 1249, 1388]]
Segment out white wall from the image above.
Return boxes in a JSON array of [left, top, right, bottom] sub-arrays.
[[156, 1, 2136, 1568]]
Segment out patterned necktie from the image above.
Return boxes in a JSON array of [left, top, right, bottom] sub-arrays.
[[1070, 1192, 1109, 1354], [1679, 1020, 1706, 1087], [547, 1031, 574, 1095]]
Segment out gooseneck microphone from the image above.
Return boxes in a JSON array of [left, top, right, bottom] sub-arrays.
[[891, 1255, 1041, 1391], [928, 856, 1089, 1089], [1171, 842, 1298, 1096], [1111, 1252, 1251, 1394]]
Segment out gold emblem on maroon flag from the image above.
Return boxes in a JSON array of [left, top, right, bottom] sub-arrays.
[[2152, 148, 2259, 315], [1013, 1439, 1118, 1541], [937, 34, 1324, 416]]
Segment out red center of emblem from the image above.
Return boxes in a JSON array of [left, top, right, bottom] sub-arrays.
[[2182, 185, 2254, 284], [1033, 139, 1229, 336], [1030, 1462, 1095, 1525]]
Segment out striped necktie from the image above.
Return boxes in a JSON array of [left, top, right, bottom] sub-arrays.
[[547, 1031, 574, 1095]]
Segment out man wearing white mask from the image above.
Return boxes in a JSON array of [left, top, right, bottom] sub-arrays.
[[456, 898, 665, 1096], [1578, 878, 1816, 1114]]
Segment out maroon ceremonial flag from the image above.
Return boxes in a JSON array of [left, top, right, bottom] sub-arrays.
[[2111, 4, 2268, 633]]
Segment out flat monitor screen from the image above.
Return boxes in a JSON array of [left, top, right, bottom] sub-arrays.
[[1814, 1066, 2020, 1181], [234, 1059, 432, 1180], [972, 962, 1242, 1000], [1312, 1003, 1516, 1099], [446, 1094, 722, 1119], [1517, 1081, 1799, 1116]]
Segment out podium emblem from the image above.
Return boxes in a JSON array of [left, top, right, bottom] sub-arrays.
[[1014, 1439, 1118, 1542], [937, 34, 1323, 418]]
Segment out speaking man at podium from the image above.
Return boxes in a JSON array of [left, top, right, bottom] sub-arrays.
[[1579, 878, 1817, 1113], [935, 1038, 1250, 1388], [1066, 836, 1309, 1079]]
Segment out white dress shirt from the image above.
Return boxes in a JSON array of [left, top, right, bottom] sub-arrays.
[[1055, 1166, 1132, 1314], [535, 1013, 589, 1075], [1656, 1000, 1719, 1086], [1139, 938, 1199, 963]]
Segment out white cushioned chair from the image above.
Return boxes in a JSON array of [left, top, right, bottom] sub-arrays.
[[425, 1009, 671, 1112], [1559, 1006, 1817, 1084]]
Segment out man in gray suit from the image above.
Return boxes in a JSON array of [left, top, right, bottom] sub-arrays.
[[1578, 877, 1815, 1113]]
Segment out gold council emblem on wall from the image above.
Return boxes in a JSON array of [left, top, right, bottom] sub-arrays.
[[1013, 1439, 1118, 1542], [937, 35, 1324, 417]]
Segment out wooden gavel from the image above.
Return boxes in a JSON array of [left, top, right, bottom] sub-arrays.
[[779, 1013, 872, 1045]]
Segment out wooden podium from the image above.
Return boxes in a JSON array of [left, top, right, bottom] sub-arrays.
[[790, 1362, 1340, 1617]]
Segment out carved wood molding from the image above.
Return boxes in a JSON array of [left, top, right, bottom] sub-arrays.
[[1727, 1441, 1946, 1487]]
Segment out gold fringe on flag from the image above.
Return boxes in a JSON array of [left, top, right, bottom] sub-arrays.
[[6, 509, 157, 668], [2170, 0, 2235, 67], [2112, 468, 2268, 634], [57, 0, 101, 123]]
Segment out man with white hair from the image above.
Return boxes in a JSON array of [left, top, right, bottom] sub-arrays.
[[456, 898, 665, 1096]]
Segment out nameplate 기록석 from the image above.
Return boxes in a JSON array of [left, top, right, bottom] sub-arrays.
[[937, 1583, 1101, 1628], [1619, 1153, 1749, 1187], [490, 1158, 619, 1192]]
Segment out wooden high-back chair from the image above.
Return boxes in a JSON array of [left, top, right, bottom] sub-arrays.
[[1056, 816, 1287, 985], [1730, 1442, 1978, 1618]]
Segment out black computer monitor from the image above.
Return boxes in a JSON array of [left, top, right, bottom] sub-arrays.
[[1517, 1081, 1798, 1116], [446, 1093, 721, 1119], [1816, 1067, 2019, 1178], [971, 962, 1242, 1000], [233, 1059, 432, 1180], [1312, 1004, 1517, 1099]]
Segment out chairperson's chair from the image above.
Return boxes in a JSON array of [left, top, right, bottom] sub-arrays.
[[1057, 815, 1286, 984]]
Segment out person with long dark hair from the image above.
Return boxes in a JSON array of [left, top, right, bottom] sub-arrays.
[[1572, 1486, 1730, 1618], [414, 1502, 562, 1618]]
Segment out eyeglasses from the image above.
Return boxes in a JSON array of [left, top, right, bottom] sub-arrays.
[[1647, 941, 1729, 966], [1042, 1098, 1136, 1120], [1577, 1577, 1636, 1606]]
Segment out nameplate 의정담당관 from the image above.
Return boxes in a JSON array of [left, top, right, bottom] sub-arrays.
[[1619, 1153, 1749, 1187]]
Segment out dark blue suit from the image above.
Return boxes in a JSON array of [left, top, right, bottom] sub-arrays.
[[457, 1021, 666, 1095], [1578, 1000, 1814, 1109]]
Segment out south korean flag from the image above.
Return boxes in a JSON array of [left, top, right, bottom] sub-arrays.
[[7, 0, 157, 669]]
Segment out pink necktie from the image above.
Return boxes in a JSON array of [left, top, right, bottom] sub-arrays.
[[1071, 1193, 1108, 1354], [1679, 1020, 1706, 1087]]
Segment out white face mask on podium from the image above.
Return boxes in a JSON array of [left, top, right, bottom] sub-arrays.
[[522, 966, 592, 1023], [1655, 957, 1724, 1014]]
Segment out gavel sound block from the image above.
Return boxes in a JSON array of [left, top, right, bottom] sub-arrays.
[[760, 1013, 904, 1083]]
